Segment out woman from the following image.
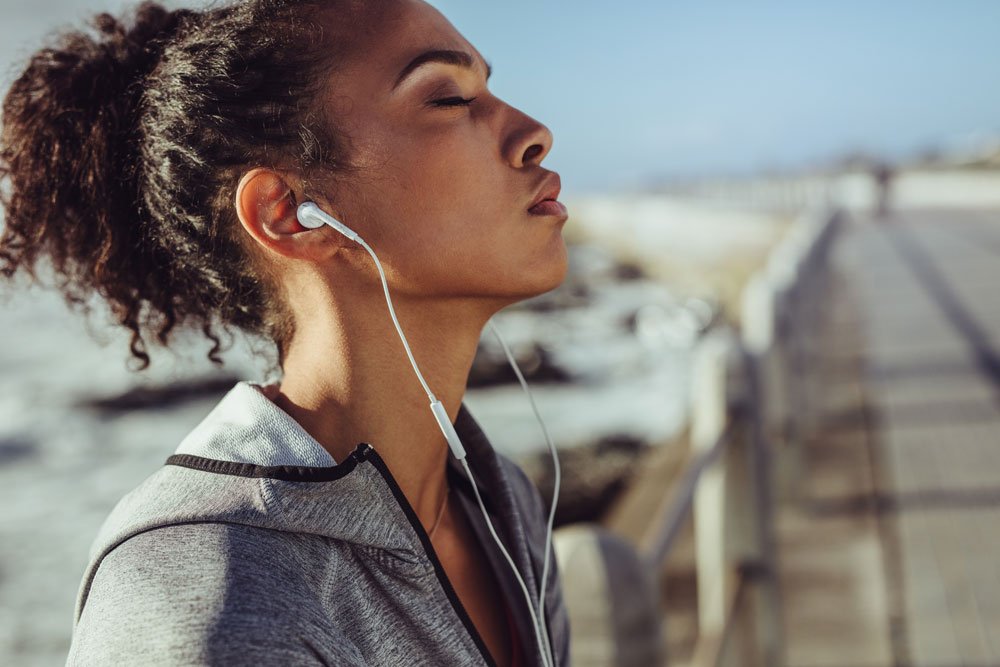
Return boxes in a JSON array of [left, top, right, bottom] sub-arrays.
[[0, 0, 572, 664]]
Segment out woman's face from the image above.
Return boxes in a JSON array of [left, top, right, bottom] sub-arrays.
[[315, 0, 568, 307]]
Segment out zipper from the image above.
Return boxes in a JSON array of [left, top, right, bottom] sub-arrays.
[[354, 442, 500, 667]]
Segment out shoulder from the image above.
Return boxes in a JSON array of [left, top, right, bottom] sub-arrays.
[[91, 522, 318, 606], [68, 522, 365, 666]]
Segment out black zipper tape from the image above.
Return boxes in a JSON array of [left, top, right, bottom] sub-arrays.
[[356, 442, 500, 667]]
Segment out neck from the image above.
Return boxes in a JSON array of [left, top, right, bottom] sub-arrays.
[[272, 284, 501, 533]]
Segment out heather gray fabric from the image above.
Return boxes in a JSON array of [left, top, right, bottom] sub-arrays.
[[66, 380, 571, 666]]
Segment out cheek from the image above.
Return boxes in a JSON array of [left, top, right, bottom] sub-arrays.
[[386, 205, 516, 296], [378, 152, 507, 264], [396, 124, 497, 200], [354, 126, 531, 292]]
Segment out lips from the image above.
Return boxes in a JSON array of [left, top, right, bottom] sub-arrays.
[[528, 199, 568, 217], [527, 173, 567, 220], [528, 172, 563, 211]]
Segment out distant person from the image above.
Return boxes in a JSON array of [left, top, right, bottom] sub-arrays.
[[0, 0, 572, 665], [873, 162, 895, 219]]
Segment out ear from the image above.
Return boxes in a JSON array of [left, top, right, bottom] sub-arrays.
[[234, 167, 344, 261]]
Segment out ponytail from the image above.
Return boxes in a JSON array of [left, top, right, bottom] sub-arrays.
[[1, 0, 352, 373]]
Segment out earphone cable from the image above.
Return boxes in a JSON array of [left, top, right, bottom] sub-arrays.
[[297, 203, 558, 666], [487, 318, 560, 665], [354, 234, 556, 667]]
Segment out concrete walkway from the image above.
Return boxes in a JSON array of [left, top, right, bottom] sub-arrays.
[[778, 208, 1000, 667]]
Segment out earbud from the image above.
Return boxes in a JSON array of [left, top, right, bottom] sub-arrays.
[[296, 201, 360, 242]]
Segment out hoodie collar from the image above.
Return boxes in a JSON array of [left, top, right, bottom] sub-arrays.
[[174, 380, 339, 467], [83, 379, 505, 571], [169, 379, 501, 527]]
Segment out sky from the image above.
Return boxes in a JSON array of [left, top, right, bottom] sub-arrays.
[[2, 0, 998, 196], [430, 0, 1000, 194]]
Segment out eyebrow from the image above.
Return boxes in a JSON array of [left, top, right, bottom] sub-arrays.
[[392, 49, 493, 91]]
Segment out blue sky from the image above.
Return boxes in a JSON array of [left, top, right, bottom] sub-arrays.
[[430, 0, 1000, 195], [2, 1, 998, 196]]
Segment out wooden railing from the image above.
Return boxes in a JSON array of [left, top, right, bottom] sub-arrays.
[[618, 206, 844, 666]]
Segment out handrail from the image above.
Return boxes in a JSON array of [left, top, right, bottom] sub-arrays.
[[641, 410, 743, 567], [632, 205, 843, 667]]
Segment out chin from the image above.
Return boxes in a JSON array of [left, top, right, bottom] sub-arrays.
[[472, 236, 569, 308], [526, 238, 570, 297]]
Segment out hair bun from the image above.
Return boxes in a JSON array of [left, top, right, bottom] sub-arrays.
[[0, 1, 200, 362], [91, 1, 196, 88]]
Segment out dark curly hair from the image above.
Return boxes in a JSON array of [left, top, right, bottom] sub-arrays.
[[0, 0, 361, 374]]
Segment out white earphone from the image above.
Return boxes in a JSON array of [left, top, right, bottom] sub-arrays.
[[296, 200, 561, 667]]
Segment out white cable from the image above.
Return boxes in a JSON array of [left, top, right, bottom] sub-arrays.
[[487, 318, 560, 666], [459, 457, 555, 667], [349, 231, 556, 667]]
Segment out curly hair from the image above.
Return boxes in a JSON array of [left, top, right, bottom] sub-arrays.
[[0, 0, 361, 374]]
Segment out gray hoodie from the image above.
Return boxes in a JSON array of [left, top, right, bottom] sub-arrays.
[[66, 380, 571, 666]]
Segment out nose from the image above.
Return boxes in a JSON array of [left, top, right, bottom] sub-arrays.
[[505, 107, 554, 168]]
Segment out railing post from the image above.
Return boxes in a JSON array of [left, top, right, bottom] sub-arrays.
[[691, 329, 737, 647], [739, 342, 785, 667], [691, 327, 767, 667], [742, 272, 790, 667]]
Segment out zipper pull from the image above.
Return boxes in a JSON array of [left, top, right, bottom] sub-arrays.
[[354, 442, 374, 460]]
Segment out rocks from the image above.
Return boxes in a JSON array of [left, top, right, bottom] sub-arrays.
[[75, 373, 243, 414], [470, 240, 719, 390], [468, 340, 574, 388], [517, 433, 652, 528], [0, 435, 37, 465]]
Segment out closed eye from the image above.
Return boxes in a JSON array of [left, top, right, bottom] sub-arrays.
[[431, 96, 478, 108]]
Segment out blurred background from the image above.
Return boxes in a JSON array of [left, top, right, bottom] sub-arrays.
[[2, 0, 999, 665]]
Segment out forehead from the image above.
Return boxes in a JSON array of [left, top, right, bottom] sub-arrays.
[[326, 0, 485, 92]]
